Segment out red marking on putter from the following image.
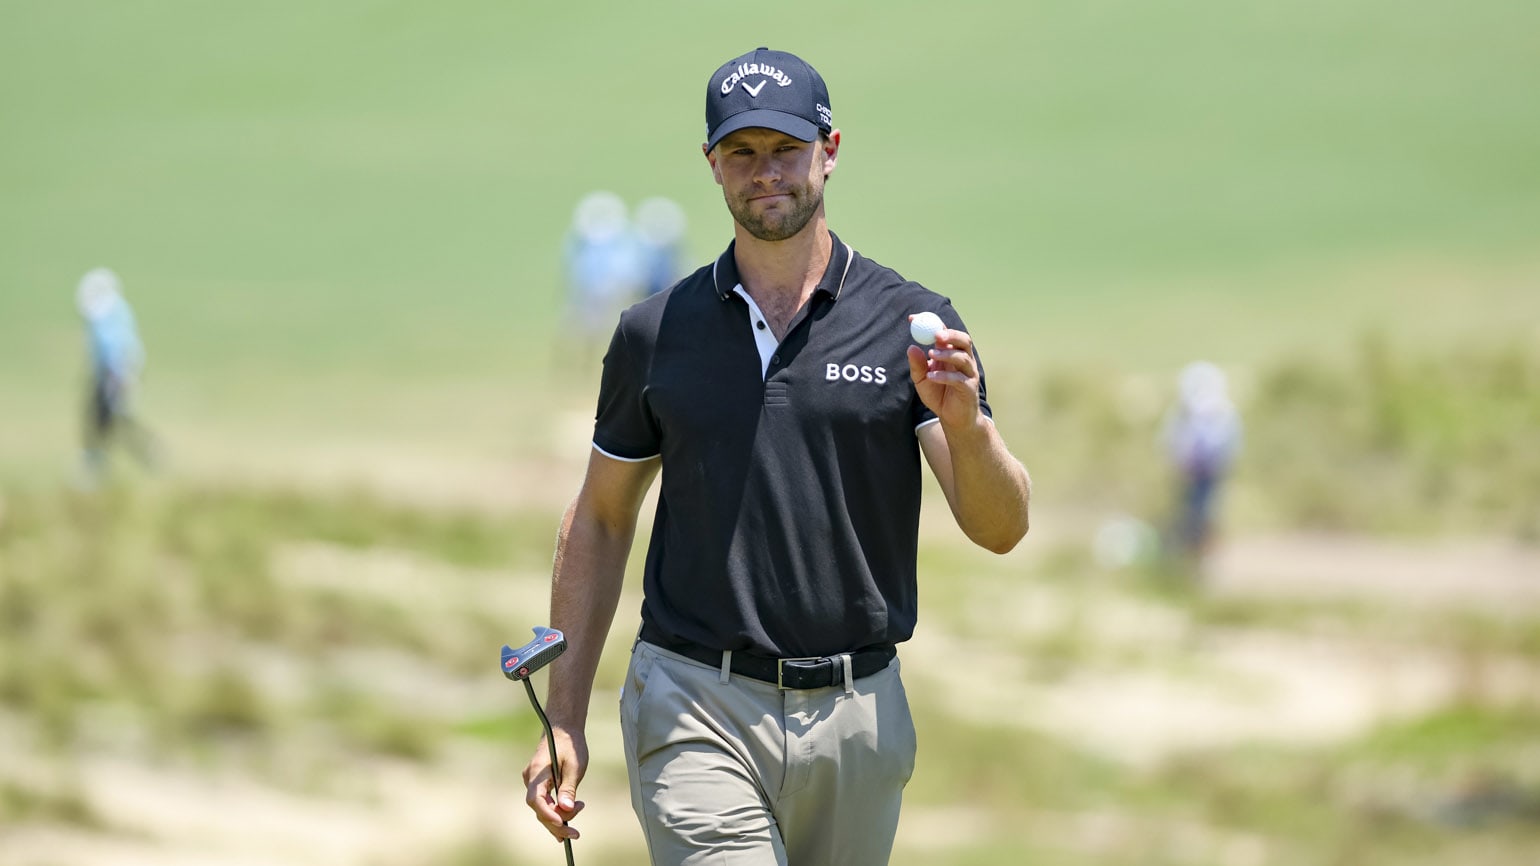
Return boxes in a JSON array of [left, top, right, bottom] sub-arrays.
[[518, 667, 530, 677], [544, 634, 558, 642], [504, 656, 519, 668]]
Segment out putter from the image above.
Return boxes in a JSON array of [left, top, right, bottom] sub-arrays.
[[501, 626, 574, 866]]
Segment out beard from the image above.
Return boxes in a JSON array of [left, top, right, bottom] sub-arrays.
[[725, 181, 824, 242]]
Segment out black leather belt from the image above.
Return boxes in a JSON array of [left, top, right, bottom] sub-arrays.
[[640, 626, 896, 690]]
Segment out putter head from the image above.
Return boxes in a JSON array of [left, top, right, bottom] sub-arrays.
[[500, 626, 567, 681]]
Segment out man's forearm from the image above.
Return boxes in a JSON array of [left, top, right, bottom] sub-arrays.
[[543, 499, 636, 730], [944, 415, 1031, 554]]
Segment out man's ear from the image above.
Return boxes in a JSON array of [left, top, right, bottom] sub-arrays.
[[703, 142, 724, 186], [821, 129, 841, 179]]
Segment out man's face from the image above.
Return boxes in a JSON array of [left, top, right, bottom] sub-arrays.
[[705, 128, 839, 242]]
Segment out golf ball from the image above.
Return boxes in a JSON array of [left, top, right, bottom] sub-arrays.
[[909, 311, 944, 346]]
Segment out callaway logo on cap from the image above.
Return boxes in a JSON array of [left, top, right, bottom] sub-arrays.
[[705, 47, 832, 151]]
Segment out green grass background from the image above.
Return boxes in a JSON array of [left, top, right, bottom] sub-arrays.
[[3, 0, 1538, 478]]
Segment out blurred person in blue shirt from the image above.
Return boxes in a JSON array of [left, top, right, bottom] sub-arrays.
[[633, 195, 688, 298], [562, 191, 646, 362], [1163, 361, 1241, 570], [77, 267, 160, 486]]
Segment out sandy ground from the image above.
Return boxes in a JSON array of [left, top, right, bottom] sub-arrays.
[[0, 728, 639, 866], [905, 531, 1540, 766], [1212, 533, 1540, 611]]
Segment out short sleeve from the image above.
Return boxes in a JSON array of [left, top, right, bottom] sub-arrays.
[[592, 315, 662, 460]]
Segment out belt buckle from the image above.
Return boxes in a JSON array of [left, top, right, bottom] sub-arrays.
[[776, 657, 823, 690]]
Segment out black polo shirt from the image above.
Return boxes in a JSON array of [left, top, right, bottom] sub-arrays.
[[593, 230, 992, 658]]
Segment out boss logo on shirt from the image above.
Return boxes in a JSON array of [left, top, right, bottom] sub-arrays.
[[825, 363, 889, 384]]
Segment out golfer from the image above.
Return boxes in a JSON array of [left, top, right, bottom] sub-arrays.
[[522, 47, 1031, 865]]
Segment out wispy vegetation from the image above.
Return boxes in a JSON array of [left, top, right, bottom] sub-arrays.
[[0, 484, 549, 761], [999, 334, 1540, 541], [5, 336, 1538, 863], [1246, 334, 1540, 538]]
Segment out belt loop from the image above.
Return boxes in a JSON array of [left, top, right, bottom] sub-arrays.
[[633, 623, 644, 651], [719, 649, 733, 684], [839, 653, 854, 694]]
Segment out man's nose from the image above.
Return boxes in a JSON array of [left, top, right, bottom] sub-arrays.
[[751, 155, 781, 184]]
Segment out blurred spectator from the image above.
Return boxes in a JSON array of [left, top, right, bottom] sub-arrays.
[[562, 191, 645, 360], [633, 195, 688, 298], [76, 267, 161, 487], [1162, 361, 1241, 570]]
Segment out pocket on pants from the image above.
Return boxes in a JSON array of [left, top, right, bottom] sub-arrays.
[[620, 644, 660, 728], [877, 662, 919, 784]]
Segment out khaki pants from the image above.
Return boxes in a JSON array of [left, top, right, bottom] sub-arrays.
[[620, 640, 917, 866]]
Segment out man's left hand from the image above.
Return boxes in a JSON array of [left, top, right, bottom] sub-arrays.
[[906, 321, 983, 429]]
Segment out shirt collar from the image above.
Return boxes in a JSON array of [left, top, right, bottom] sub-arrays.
[[713, 230, 853, 302]]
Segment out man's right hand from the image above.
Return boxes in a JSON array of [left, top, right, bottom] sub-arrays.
[[523, 726, 589, 842]]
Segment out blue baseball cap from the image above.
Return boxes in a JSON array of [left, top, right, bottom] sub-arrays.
[[705, 47, 832, 151]]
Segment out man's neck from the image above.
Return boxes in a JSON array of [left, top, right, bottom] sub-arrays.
[[732, 216, 833, 307]]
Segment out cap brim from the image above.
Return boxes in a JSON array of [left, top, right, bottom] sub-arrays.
[[706, 110, 819, 150]]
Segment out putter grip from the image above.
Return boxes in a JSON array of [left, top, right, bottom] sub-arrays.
[[524, 678, 575, 866]]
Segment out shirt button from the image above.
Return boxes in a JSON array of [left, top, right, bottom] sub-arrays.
[[756, 321, 766, 330]]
